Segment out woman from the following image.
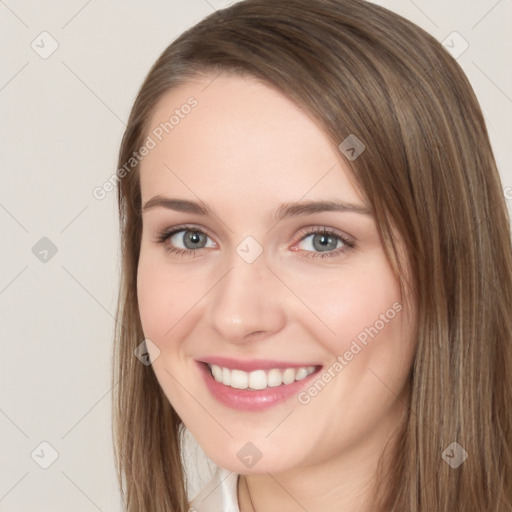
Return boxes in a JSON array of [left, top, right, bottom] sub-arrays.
[[112, 0, 512, 510]]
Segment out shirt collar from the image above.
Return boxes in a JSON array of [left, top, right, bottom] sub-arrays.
[[189, 466, 240, 512]]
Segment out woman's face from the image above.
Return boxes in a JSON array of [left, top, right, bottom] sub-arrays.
[[137, 73, 417, 475]]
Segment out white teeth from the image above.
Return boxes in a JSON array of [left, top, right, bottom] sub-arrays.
[[248, 370, 267, 390], [267, 368, 283, 387], [211, 365, 223, 382], [230, 369, 248, 389], [208, 364, 316, 391], [222, 367, 231, 386], [282, 368, 296, 385], [295, 367, 309, 381]]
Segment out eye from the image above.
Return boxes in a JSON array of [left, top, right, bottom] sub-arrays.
[[154, 224, 355, 259], [154, 224, 216, 257], [293, 227, 355, 259]]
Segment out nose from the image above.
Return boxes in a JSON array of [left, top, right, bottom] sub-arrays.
[[203, 249, 287, 344]]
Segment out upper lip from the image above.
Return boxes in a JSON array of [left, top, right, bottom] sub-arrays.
[[198, 356, 322, 372]]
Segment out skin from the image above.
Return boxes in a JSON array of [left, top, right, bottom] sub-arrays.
[[137, 73, 417, 512]]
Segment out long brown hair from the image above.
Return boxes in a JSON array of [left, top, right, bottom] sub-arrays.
[[112, 0, 512, 510]]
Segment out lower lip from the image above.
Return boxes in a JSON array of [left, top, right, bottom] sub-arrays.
[[196, 361, 322, 411]]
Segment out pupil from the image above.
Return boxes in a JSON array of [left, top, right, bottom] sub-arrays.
[[185, 231, 204, 249], [314, 233, 336, 252]]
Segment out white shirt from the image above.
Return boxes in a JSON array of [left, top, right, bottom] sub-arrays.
[[189, 466, 240, 512]]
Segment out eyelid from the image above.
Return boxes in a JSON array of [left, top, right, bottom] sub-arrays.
[[292, 225, 355, 246], [154, 223, 356, 258], [154, 223, 216, 244]]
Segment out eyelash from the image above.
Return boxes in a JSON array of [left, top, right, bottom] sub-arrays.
[[154, 224, 356, 259]]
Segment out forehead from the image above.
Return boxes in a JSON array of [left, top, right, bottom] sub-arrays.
[[139, 73, 365, 209]]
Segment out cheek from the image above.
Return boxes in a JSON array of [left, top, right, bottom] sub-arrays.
[[137, 252, 188, 340], [136, 255, 205, 401], [291, 256, 404, 356], [137, 258, 164, 340], [136, 248, 214, 344]]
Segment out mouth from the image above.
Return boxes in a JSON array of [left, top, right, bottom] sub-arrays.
[[205, 362, 319, 391], [196, 358, 323, 411]]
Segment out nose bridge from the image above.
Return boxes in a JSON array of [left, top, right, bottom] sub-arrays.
[[204, 247, 285, 342]]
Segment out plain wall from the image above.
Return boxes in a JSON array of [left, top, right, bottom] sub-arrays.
[[0, 0, 510, 510]]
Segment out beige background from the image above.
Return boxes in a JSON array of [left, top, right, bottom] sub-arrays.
[[0, 0, 510, 510]]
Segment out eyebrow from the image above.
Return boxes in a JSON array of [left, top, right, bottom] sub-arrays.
[[141, 196, 373, 220]]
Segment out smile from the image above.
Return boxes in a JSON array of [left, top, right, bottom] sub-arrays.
[[196, 359, 323, 411], [208, 363, 317, 391]]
